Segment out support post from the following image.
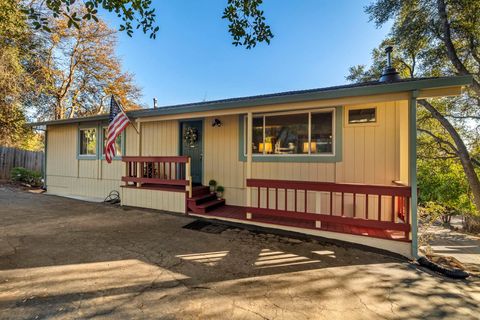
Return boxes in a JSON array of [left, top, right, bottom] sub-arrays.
[[409, 91, 419, 258], [136, 121, 142, 187], [186, 157, 192, 198], [246, 112, 253, 218]]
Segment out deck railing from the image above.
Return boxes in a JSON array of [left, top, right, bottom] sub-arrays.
[[122, 156, 192, 196], [246, 179, 411, 240]]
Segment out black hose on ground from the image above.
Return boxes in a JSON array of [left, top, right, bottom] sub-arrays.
[[104, 190, 121, 204], [417, 256, 470, 279]]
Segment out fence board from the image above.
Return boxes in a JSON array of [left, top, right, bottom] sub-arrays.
[[0, 146, 44, 179]]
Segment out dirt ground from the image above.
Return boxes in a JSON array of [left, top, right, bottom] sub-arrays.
[[0, 187, 479, 320]]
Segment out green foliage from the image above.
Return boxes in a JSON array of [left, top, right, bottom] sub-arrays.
[[216, 185, 224, 192], [208, 179, 217, 187], [222, 0, 274, 49], [22, 0, 274, 48], [349, 0, 480, 217], [418, 159, 474, 214], [23, 0, 158, 38], [10, 167, 42, 187]]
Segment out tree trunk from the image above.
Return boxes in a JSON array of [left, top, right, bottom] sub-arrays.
[[418, 99, 480, 219], [464, 215, 480, 233]]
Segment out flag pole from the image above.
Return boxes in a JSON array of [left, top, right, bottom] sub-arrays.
[[113, 95, 140, 135]]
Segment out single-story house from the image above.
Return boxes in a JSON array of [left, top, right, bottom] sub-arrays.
[[30, 66, 472, 258]]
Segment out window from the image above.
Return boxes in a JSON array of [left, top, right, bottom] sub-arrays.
[[79, 128, 97, 156], [102, 127, 123, 157], [348, 108, 376, 124], [246, 109, 334, 156]]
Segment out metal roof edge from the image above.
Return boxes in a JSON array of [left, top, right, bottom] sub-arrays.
[[29, 75, 473, 126]]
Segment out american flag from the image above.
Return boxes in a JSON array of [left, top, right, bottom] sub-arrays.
[[105, 96, 130, 163]]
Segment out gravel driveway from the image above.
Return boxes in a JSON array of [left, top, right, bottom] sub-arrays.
[[0, 187, 479, 319]]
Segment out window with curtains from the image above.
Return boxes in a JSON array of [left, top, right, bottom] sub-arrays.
[[245, 109, 334, 156]]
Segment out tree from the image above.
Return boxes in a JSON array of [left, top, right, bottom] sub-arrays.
[[349, 0, 480, 230], [22, 0, 273, 49], [34, 7, 142, 120], [0, 0, 46, 149]]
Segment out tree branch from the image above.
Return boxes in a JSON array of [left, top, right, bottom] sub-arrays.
[[436, 0, 480, 94]]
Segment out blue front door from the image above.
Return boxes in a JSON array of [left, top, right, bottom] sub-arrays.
[[180, 120, 203, 185]]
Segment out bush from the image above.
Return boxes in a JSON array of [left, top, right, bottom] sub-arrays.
[[10, 167, 42, 187]]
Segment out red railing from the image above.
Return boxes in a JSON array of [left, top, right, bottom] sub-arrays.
[[246, 179, 411, 240], [122, 156, 190, 187]]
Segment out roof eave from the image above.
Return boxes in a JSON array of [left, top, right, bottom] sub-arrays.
[[29, 75, 473, 126]]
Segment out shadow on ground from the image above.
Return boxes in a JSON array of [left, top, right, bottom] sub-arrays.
[[1, 188, 479, 319]]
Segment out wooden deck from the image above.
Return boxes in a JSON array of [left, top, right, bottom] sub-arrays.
[[190, 204, 409, 242]]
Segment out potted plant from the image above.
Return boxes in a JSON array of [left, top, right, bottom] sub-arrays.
[[216, 186, 224, 200], [208, 179, 217, 193]]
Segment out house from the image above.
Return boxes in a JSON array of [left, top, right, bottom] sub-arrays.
[[31, 62, 472, 258]]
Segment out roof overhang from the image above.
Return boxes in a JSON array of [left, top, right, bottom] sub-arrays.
[[29, 75, 473, 127]]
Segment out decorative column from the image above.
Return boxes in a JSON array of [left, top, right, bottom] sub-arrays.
[[246, 112, 253, 219], [409, 90, 418, 258]]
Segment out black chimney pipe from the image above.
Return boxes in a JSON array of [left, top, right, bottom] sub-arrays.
[[379, 46, 401, 82]]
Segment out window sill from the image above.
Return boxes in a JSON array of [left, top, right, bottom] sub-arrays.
[[77, 155, 97, 160], [238, 154, 341, 163]]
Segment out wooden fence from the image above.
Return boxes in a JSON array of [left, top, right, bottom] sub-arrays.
[[0, 146, 44, 179]]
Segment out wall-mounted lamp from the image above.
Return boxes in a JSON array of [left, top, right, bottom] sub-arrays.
[[212, 118, 222, 127]]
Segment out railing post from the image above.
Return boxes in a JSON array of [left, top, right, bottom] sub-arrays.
[[136, 161, 142, 187], [186, 157, 192, 198]]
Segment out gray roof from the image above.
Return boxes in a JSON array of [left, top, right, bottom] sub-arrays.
[[30, 75, 472, 126]]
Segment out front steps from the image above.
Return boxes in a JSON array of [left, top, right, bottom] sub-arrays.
[[187, 186, 226, 214]]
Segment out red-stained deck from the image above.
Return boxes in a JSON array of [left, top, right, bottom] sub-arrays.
[[190, 204, 409, 242]]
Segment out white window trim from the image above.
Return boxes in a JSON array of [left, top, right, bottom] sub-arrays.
[[244, 108, 336, 157]]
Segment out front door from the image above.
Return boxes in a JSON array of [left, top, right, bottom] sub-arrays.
[[180, 120, 203, 185]]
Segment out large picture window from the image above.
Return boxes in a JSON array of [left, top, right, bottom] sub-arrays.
[[246, 109, 334, 156], [102, 127, 123, 157], [79, 128, 97, 156]]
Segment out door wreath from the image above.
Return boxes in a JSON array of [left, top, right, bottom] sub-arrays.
[[184, 127, 198, 147]]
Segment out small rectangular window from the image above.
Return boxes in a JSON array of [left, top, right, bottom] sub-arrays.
[[102, 127, 122, 157], [79, 128, 97, 155], [348, 108, 376, 124]]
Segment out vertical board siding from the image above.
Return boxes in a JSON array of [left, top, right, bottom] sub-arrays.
[[141, 120, 178, 156], [204, 115, 246, 206], [0, 146, 44, 179], [122, 188, 185, 213], [45, 99, 409, 220]]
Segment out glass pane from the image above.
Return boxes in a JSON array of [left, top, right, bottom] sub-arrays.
[[348, 108, 376, 123], [251, 116, 263, 154], [311, 112, 333, 154], [103, 128, 122, 156], [264, 113, 308, 154], [80, 128, 96, 155]]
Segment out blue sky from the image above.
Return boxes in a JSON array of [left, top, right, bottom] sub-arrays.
[[103, 1, 390, 108]]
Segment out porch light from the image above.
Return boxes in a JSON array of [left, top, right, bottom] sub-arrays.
[[303, 142, 317, 153]]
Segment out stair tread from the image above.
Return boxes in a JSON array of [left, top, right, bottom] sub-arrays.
[[197, 199, 225, 209], [188, 193, 216, 201]]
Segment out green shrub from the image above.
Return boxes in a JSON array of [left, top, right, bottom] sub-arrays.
[[10, 167, 42, 187]]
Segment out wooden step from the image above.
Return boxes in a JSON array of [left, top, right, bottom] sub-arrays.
[[193, 198, 226, 214], [187, 193, 217, 206], [192, 186, 210, 197]]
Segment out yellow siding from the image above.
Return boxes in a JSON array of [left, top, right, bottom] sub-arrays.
[[141, 120, 178, 156], [46, 98, 410, 220], [46, 124, 77, 177], [204, 115, 245, 206], [46, 124, 137, 201], [121, 188, 185, 213]]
